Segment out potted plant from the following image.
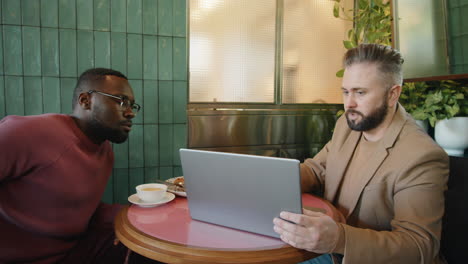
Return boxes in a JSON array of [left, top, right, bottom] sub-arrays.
[[399, 81, 431, 131], [333, 0, 392, 77], [425, 80, 468, 156]]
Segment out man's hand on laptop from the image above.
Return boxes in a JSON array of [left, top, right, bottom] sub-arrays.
[[273, 209, 340, 254]]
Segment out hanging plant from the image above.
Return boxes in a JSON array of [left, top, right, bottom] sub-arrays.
[[333, 0, 393, 77]]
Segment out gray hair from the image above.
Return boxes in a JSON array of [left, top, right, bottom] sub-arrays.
[[343, 43, 404, 86]]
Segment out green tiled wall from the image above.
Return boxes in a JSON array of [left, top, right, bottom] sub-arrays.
[[0, 0, 188, 204], [447, 0, 468, 74]]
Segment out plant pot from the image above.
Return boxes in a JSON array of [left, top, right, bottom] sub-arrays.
[[435, 117, 468, 156], [415, 120, 429, 133]]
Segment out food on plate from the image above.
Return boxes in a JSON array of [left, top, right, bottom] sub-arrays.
[[173, 177, 185, 187]]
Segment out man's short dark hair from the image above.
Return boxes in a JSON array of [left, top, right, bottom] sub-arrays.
[[72, 68, 128, 110], [343, 43, 404, 87]]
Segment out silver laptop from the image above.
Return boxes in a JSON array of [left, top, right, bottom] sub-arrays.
[[180, 148, 303, 238]]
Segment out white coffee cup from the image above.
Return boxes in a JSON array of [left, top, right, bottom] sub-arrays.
[[136, 183, 167, 203]]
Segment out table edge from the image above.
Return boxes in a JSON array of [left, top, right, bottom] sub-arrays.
[[115, 206, 318, 264]]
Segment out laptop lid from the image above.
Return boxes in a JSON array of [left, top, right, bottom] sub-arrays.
[[180, 148, 303, 238]]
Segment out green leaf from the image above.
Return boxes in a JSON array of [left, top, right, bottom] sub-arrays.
[[429, 116, 437, 128], [336, 69, 345, 78], [333, 3, 340, 18], [343, 40, 355, 49]]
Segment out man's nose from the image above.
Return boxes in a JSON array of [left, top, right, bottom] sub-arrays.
[[345, 95, 357, 109], [123, 108, 136, 119]]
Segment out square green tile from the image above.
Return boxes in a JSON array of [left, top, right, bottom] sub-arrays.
[[129, 124, 144, 168], [41, 28, 59, 76], [60, 78, 76, 114], [127, 0, 142, 34], [58, 0, 76, 29], [94, 31, 111, 68], [40, 0, 58, 27], [173, 124, 186, 166], [111, 32, 127, 75], [22, 0, 40, 26], [22, 26, 41, 76], [173, 37, 187, 80], [144, 167, 159, 183], [2, 0, 21, 25], [159, 124, 173, 166], [159, 166, 173, 180], [102, 172, 113, 203], [77, 0, 93, 30], [3, 26, 23, 75], [5, 76, 24, 116], [24, 77, 43, 115], [94, 0, 110, 31], [129, 168, 145, 193], [158, 81, 173, 123], [173, 81, 187, 123], [113, 168, 129, 204], [463, 35, 468, 64], [158, 0, 173, 36], [0, 26, 4, 75], [0, 76, 5, 118], [113, 141, 129, 169], [144, 124, 159, 166], [173, 166, 183, 177], [77, 30, 95, 74], [143, 80, 158, 123], [42, 77, 61, 113], [111, 0, 126, 33], [143, 35, 158, 80], [127, 34, 143, 79], [463, 5, 468, 29], [129, 80, 143, 124], [143, 0, 157, 35], [449, 7, 460, 36], [173, 0, 186, 37], [158, 37, 173, 80], [451, 37, 463, 65], [59, 29, 77, 77]]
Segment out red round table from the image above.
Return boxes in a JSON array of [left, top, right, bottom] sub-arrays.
[[115, 193, 339, 264]]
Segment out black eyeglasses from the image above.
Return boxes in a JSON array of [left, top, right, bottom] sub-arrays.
[[88, 90, 141, 113]]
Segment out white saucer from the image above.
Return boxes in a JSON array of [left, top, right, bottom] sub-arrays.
[[128, 192, 175, 208]]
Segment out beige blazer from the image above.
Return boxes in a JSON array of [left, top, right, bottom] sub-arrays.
[[301, 105, 449, 264]]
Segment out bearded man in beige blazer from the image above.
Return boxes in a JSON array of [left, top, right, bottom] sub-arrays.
[[273, 44, 449, 264]]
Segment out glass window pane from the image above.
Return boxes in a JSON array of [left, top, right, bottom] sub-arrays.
[[282, 0, 352, 104], [394, 0, 449, 78], [189, 0, 276, 103]]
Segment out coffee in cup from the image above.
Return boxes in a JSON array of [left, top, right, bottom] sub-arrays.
[[136, 183, 167, 202]]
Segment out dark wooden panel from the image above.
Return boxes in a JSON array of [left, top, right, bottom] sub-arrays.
[[441, 155, 468, 264]]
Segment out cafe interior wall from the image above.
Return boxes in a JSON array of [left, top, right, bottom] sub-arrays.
[[0, 0, 187, 204]]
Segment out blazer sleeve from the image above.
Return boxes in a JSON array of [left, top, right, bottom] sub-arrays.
[[340, 148, 449, 264], [300, 141, 330, 194]]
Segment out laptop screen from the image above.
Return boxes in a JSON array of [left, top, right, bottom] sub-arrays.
[[180, 148, 303, 238]]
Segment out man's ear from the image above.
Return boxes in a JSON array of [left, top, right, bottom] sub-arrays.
[[388, 84, 401, 107], [78, 93, 91, 110]]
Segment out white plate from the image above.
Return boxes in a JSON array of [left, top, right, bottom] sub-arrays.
[[166, 176, 187, 197], [128, 192, 175, 208]]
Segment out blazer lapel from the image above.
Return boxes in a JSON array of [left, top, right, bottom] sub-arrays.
[[324, 131, 361, 202], [346, 104, 408, 217], [345, 145, 388, 217]]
